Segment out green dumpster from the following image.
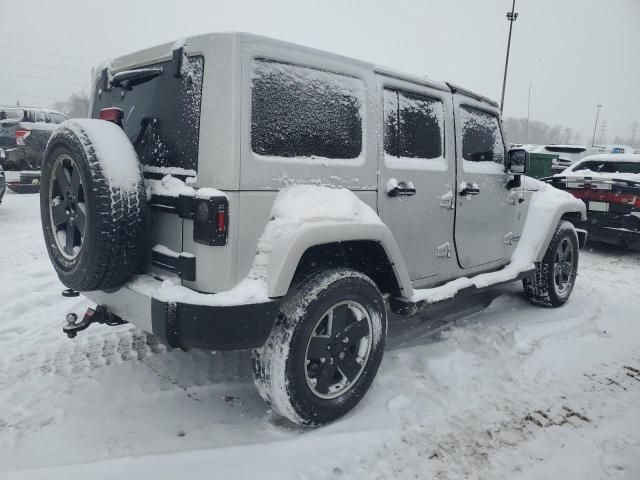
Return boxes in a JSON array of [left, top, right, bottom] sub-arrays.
[[527, 152, 556, 179]]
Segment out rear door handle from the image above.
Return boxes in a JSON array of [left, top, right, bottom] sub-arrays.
[[388, 181, 416, 197], [459, 182, 480, 197]]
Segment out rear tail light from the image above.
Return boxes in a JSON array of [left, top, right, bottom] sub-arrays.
[[568, 188, 640, 209], [15, 129, 30, 146], [99, 107, 124, 127], [193, 195, 228, 246]]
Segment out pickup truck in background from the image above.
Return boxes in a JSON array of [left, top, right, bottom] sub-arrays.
[[0, 106, 68, 170]]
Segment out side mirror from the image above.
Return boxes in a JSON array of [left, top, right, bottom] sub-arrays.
[[506, 148, 528, 175]]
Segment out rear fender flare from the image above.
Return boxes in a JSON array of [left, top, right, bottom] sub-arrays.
[[266, 222, 413, 298]]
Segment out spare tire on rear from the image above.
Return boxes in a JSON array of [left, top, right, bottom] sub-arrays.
[[40, 119, 147, 292]]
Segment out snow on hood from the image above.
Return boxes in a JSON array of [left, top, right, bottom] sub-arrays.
[[129, 185, 381, 306]]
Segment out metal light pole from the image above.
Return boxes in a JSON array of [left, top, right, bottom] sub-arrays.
[[500, 0, 518, 113], [591, 104, 602, 146]]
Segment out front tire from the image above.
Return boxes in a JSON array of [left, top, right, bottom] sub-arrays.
[[523, 220, 579, 307], [252, 268, 387, 426]]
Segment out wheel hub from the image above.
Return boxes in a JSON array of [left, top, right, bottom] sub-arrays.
[[49, 154, 86, 260], [304, 300, 373, 399]]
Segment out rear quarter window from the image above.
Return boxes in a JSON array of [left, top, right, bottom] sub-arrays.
[[251, 59, 364, 160]]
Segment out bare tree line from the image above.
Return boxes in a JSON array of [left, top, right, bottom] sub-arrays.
[[51, 92, 90, 118], [503, 117, 639, 148]]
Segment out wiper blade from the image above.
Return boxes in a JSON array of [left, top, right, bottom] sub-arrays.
[[110, 67, 163, 90]]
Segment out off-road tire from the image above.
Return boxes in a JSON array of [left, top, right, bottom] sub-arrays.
[[523, 220, 579, 307], [252, 268, 387, 426], [40, 121, 147, 291]]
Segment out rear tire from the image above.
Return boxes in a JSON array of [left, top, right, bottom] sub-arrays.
[[40, 120, 147, 291], [523, 220, 579, 307], [252, 268, 387, 426]]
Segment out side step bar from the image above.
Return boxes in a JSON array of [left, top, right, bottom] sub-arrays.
[[390, 268, 536, 316]]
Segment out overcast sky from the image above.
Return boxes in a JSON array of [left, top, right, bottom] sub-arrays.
[[1, 0, 638, 143]]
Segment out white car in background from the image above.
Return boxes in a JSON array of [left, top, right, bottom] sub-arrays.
[[531, 145, 605, 173], [547, 154, 640, 249]]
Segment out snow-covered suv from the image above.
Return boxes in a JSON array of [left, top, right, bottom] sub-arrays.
[[39, 33, 586, 426]]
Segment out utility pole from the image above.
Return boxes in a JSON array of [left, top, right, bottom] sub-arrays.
[[591, 104, 602, 146], [500, 0, 518, 113], [525, 82, 531, 146], [598, 120, 608, 146]]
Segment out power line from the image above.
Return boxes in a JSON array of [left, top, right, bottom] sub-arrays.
[[0, 57, 89, 74], [0, 44, 98, 63]]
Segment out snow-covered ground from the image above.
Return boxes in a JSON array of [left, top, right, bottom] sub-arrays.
[[1, 190, 639, 480]]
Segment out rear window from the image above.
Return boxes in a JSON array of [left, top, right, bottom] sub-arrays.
[[0, 109, 23, 121], [575, 161, 640, 174], [251, 59, 364, 160], [91, 55, 204, 173], [546, 146, 586, 154]]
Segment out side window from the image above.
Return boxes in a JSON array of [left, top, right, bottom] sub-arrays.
[[384, 89, 445, 169], [34, 110, 46, 123], [460, 106, 505, 173], [49, 113, 68, 124], [251, 59, 363, 160]]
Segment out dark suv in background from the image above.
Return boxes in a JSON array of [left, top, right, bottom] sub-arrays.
[[0, 106, 68, 170]]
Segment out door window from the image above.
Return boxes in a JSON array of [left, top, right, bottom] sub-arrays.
[[460, 106, 505, 174], [34, 110, 46, 123], [384, 89, 445, 170]]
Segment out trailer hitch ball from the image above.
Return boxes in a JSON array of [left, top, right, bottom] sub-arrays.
[[66, 313, 78, 325]]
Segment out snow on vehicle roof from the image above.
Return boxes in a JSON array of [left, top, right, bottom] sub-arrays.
[[98, 32, 497, 106]]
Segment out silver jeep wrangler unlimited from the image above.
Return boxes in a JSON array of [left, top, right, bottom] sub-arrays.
[[40, 33, 586, 426]]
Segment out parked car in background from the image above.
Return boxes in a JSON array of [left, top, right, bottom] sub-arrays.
[[0, 163, 5, 204], [0, 106, 68, 170], [547, 154, 640, 249], [531, 144, 605, 173]]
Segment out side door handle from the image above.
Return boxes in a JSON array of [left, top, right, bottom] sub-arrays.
[[459, 181, 480, 197], [388, 181, 416, 197]]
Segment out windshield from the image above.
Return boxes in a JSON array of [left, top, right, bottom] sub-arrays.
[[572, 160, 640, 174]]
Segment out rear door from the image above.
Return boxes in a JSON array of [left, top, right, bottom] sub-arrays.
[[453, 95, 518, 268], [377, 76, 455, 281]]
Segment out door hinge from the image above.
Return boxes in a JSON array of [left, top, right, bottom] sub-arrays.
[[503, 232, 521, 245], [439, 190, 455, 209], [437, 242, 451, 257]]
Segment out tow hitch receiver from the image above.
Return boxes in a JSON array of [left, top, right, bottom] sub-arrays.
[[64, 305, 127, 338]]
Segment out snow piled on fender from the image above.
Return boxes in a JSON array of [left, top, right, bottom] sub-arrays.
[[59, 119, 141, 192], [130, 185, 381, 306], [412, 177, 585, 303]]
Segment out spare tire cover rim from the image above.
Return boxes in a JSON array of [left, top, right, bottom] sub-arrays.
[[49, 153, 86, 260]]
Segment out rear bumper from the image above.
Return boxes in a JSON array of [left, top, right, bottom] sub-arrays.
[[84, 280, 279, 351], [0, 147, 25, 170]]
